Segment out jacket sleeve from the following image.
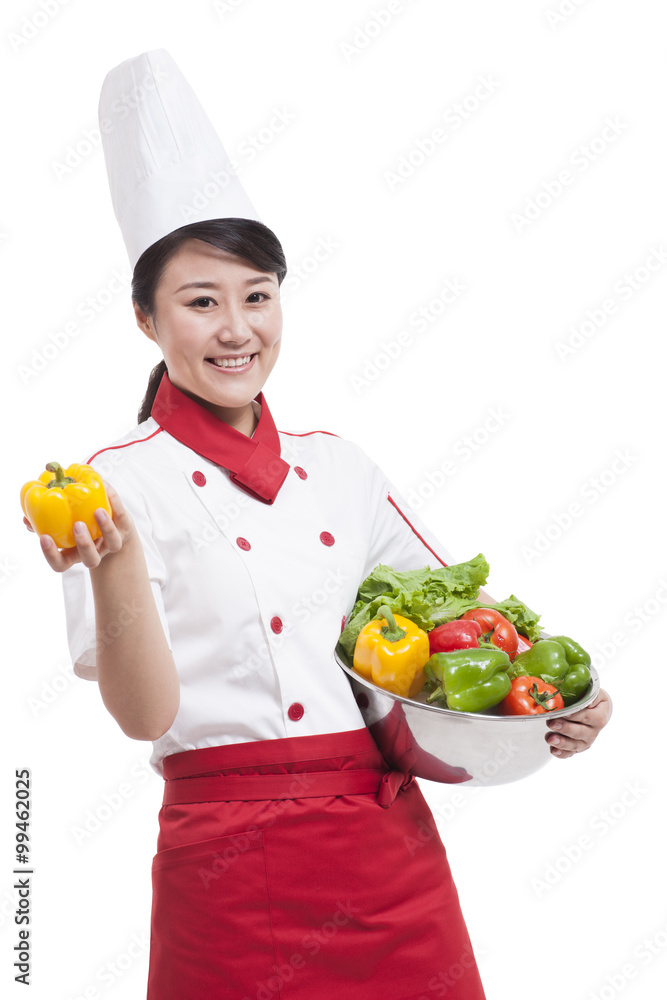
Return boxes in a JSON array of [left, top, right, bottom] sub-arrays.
[[60, 467, 172, 681], [358, 448, 458, 579]]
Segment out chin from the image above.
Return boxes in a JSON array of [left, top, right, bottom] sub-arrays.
[[205, 384, 261, 409]]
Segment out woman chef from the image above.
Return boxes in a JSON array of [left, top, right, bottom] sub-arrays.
[[27, 50, 612, 1000]]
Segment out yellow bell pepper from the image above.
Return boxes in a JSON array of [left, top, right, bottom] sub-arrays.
[[353, 605, 430, 698], [20, 461, 112, 550]]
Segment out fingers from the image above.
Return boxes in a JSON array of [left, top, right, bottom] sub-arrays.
[[23, 516, 35, 533], [551, 706, 597, 730], [548, 692, 612, 735], [39, 506, 124, 572], [92, 506, 124, 554], [556, 691, 612, 727], [545, 689, 613, 758], [100, 482, 134, 540], [38, 532, 80, 573], [545, 721, 592, 758], [34, 476, 133, 573], [81, 505, 127, 563]]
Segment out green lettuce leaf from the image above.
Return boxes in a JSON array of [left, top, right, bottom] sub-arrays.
[[337, 554, 543, 662], [337, 554, 490, 661]]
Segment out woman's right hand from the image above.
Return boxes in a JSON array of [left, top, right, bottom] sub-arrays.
[[22, 481, 137, 573]]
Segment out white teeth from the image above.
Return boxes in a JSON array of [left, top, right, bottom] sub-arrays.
[[209, 355, 253, 368]]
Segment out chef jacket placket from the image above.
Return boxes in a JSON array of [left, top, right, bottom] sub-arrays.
[[207, 486, 296, 729], [179, 444, 330, 736]]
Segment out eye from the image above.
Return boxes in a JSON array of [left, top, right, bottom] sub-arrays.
[[189, 296, 215, 308], [247, 291, 270, 303]]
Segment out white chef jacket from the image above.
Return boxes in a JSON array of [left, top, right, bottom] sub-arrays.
[[61, 373, 455, 775]]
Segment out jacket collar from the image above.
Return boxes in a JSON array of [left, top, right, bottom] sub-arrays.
[[151, 371, 290, 504]]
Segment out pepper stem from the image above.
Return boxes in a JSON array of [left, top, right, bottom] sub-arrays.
[[376, 605, 407, 643], [45, 462, 76, 490]]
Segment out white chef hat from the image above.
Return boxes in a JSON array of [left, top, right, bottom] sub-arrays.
[[98, 48, 261, 271]]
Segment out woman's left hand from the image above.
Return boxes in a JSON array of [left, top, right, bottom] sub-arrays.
[[545, 688, 612, 758]]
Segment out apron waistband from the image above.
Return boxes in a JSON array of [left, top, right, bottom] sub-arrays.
[[161, 727, 414, 808], [161, 726, 380, 779], [163, 767, 414, 809]]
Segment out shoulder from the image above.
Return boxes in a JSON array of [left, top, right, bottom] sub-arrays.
[[85, 416, 162, 462], [81, 417, 168, 488], [278, 424, 378, 476]]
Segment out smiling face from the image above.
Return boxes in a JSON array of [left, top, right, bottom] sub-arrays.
[[134, 238, 282, 435]]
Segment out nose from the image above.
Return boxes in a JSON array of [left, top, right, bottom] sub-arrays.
[[215, 301, 252, 345]]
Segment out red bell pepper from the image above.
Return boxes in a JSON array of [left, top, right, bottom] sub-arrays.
[[516, 634, 533, 655], [428, 619, 482, 655]]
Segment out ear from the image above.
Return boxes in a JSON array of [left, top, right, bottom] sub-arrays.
[[133, 301, 157, 344]]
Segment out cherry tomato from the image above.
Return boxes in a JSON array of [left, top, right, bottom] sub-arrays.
[[460, 608, 519, 661]]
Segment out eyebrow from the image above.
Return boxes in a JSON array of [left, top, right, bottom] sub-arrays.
[[174, 276, 275, 294]]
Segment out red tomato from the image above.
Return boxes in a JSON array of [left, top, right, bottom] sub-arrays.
[[498, 676, 564, 715], [460, 608, 519, 661]]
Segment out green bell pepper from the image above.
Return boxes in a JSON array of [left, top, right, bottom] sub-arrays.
[[424, 647, 512, 713], [509, 635, 591, 706], [549, 635, 591, 667]]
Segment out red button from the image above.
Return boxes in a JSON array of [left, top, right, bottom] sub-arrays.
[[294, 467, 308, 480], [270, 616, 283, 634], [192, 471, 206, 487], [288, 702, 304, 721], [320, 531, 335, 546], [236, 537, 251, 551]]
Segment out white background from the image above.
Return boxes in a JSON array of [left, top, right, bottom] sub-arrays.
[[2, 1, 666, 998]]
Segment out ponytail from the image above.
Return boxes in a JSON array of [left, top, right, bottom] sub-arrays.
[[138, 360, 168, 424]]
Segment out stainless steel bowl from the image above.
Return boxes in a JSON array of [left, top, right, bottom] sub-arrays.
[[336, 650, 600, 786]]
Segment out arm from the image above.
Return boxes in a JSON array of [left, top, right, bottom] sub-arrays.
[[89, 532, 179, 742], [34, 483, 179, 741]]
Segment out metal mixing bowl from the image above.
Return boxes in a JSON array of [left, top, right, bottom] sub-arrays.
[[335, 650, 600, 786]]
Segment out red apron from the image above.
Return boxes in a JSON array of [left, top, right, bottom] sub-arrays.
[[146, 727, 486, 1000]]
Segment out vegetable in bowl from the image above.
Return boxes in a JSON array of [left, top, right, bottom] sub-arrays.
[[337, 555, 593, 717]]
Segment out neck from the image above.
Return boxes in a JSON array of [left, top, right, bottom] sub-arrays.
[[177, 387, 258, 437]]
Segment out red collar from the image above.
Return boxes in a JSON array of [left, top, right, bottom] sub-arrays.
[[151, 371, 290, 504]]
